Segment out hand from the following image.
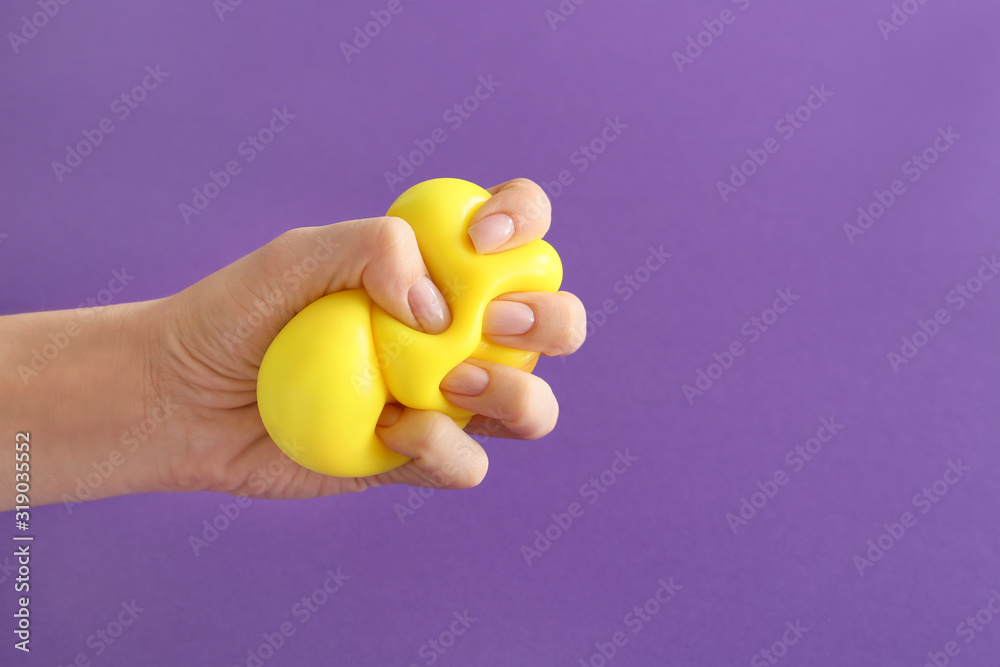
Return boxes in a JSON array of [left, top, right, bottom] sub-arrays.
[[143, 179, 586, 500]]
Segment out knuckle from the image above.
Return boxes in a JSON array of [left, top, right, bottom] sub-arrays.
[[361, 217, 422, 290], [505, 394, 535, 431], [448, 444, 487, 488], [273, 226, 311, 251], [421, 468, 449, 490], [415, 410, 455, 454], [507, 377, 557, 439], [549, 340, 578, 357], [371, 216, 416, 250], [460, 455, 488, 488], [507, 176, 545, 197], [506, 176, 539, 192], [413, 412, 486, 488], [501, 178, 551, 222], [526, 396, 558, 439], [520, 187, 552, 220], [552, 293, 587, 355]]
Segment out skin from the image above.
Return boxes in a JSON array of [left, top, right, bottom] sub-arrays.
[[0, 179, 586, 510]]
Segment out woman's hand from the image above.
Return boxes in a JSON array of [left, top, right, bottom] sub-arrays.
[[142, 178, 586, 500]]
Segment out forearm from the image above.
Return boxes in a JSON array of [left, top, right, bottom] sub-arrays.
[[0, 301, 165, 510]]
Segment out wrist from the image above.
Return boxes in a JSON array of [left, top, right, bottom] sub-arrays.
[[1, 300, 172, 508], [112, 299, 180, 496]]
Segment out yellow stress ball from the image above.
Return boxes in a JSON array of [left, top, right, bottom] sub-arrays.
[[256, 178, 563, 477]]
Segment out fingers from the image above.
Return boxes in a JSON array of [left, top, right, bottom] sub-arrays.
[[373, 331, 567, 486], [440, 360, 559, 440], [482, 290, 586, 356], [199, 177, 559, 348], [467, 178, 552, 254], [373, 405, 488, 489], [352, 217, 453, 334], [191, 178, 559, 347], [266, 217, 452, 334]]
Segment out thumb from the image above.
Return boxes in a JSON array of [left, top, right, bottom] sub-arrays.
[[178, 217, 452, 364], [263, 216, 452, 334], [350, 216, 454, 335]]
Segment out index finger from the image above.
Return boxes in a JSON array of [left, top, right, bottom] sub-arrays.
[[467, 178, 552, 255]]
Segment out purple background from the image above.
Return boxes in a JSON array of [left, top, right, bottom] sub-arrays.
[[3, 1, 1000, 665]]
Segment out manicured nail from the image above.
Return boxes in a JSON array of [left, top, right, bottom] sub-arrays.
[[483, 300, 535, 336], [408, 275, 451, 334], [440, 363, 490, 396], [468, 213, 514, 254]]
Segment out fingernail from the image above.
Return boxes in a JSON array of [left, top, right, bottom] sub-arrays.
[[468, 213, 514, 254], [408, 275, 451, 334], [483, 300, 535, 336], [440, 363, 490, 397]]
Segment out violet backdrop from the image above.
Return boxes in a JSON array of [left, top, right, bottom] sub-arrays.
[[2, 1, 999, 665]]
